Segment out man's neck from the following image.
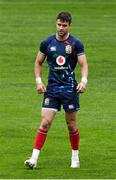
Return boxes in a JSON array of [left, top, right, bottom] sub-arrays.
[[56, 33, 69, 41]]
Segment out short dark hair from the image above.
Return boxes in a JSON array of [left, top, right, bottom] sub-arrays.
[[56, 12, 72, 25]]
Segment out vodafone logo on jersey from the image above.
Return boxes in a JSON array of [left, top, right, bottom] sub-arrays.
[[56, 56, 65, 66]]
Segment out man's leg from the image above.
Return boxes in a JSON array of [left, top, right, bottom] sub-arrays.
[[25, 108, 56, 169], [65, 111, 80, 168]]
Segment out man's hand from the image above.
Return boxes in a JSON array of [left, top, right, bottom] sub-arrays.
[[36, 83, 46, 94], [35, 77, 46, 94], [76, 82, 86, 93]]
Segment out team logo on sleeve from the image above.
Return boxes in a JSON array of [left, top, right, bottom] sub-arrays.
[[65, 45, 72, 54], [56, 56, 65, 65]]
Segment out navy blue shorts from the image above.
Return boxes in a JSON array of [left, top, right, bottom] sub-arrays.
[[42, 91, 80, 112]]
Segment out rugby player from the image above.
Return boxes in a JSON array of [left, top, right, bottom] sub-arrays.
[[25, 12, 88, 169]]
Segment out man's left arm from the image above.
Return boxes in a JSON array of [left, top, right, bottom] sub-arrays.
[[77, 54, 88, 93]]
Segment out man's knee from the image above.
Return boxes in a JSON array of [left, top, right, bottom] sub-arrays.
[[67, 124, 77, 133], [66, 117, 77, 133], [40, 116, 52, 130]]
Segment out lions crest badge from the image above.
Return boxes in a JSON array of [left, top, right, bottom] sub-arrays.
[[44, 98, 50, 106], [65, 45, 72, 54]]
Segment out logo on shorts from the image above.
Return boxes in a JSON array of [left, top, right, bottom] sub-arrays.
[[68, 104, 74, 109], [65, 45, 72, 54], [56, 56, 65, 66], [44, 98, 50, 105]]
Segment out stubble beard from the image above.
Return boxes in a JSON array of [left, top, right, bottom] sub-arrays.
[[57, 31, 68, 40]]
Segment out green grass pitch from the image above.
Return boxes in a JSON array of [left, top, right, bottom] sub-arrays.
[[0, 0, 116, 179]]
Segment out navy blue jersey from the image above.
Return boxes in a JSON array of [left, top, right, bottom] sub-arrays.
[[40, 34, 84, 93]]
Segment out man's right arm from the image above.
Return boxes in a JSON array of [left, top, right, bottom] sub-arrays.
[[34, 52, 46, 94]]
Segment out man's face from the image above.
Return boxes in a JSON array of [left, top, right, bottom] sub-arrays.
[[56, 19, 70, 38]]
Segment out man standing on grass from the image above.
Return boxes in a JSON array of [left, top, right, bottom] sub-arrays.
[[25, 12, 88, 169]]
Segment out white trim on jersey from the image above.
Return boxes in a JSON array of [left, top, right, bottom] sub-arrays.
[[77, 52, 85, 56], [39, 51, 46, 56]]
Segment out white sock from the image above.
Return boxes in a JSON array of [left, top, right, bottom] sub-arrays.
[[72, 150, 79, 159], [31, 149, 40, 161]]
